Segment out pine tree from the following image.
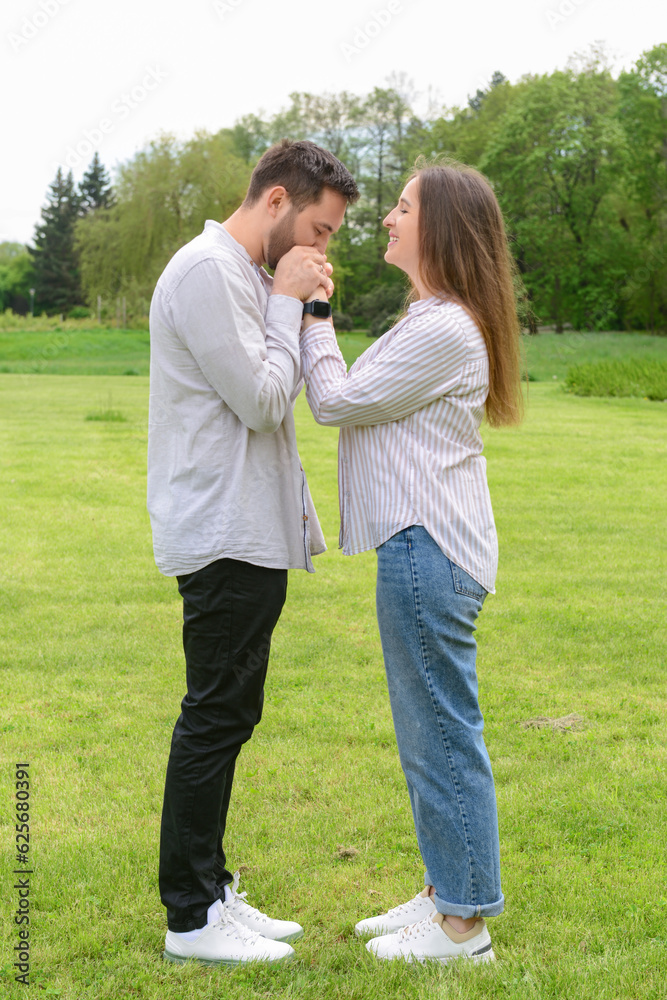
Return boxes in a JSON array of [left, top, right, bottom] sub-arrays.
[[30, 168, 83, 314], [79, 152, 114, 213]]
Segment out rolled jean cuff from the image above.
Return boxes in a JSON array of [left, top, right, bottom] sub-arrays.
[[424, 873, 504, 918], [433, 890, 505, 919]]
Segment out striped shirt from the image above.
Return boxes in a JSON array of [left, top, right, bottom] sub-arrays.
[[300, 297, 498, 593]]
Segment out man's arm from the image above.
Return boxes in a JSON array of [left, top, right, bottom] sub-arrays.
[[169, 248, 333, 434], [169, 257, 302, 434]]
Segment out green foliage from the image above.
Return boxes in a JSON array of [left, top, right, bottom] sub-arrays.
[[85, 408, 127, 421], [332, 310, 354, 332], [75, 131, 251, 318], [28, 46, 667, 329], [480, 67, 631, 331], [616, 45, 667, 332], [0, 242, 34, 313], [30, 168, 83, 314], [564, 358, 667, 399], [78, 151, 114, 213], [519, 329, 667, 382], [351, 282, 406, 320]]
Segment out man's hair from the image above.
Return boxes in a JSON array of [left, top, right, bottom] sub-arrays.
[[244, 139, 359, 211]]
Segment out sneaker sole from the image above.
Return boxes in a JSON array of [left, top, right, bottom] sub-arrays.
[[162, 949, 295, 968], [367, 946, 496, 965]]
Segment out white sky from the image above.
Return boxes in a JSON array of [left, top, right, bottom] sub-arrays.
[[2, 0, 665, 245]]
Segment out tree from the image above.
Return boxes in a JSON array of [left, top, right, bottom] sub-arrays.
[[75, 131, 251, 316], [617, 45, 667, 331], [0, 242, 35, 314], [30, 168, 82, 314], [479, 68, 631, 329], [79, 152, 114, 213], [468, 70, 507, 112]]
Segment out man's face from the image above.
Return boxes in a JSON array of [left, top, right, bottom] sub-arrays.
[[266, 187, 348, 269]]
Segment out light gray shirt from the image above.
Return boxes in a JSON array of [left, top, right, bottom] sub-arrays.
[[147, 220, 326, 576]]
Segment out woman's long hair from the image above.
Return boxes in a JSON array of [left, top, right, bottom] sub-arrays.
[[409, 160, 524, 428]]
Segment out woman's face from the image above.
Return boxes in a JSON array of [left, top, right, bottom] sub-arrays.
[[383, 176, 422, 291]]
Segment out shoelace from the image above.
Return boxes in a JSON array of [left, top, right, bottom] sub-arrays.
[[212, 908, 262, 944], [225, 871, 269, 924], [397, 915, 434, 942], [385, 894, 431, 918]]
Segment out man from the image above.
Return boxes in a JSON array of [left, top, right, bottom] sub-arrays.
[[147, 140, 358, 966]]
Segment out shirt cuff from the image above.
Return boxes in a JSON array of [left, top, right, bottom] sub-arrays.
[[300, 322, 345, 382], [266, 293, 304, 331]]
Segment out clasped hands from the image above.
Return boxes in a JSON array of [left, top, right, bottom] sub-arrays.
[[272, 246, 334, 320]]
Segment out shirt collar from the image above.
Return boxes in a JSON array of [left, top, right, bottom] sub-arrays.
[[204, 220, 269, 279], [408, 295, 439, 315]]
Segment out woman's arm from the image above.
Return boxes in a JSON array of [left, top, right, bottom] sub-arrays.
[[300, 304, 469, 427]]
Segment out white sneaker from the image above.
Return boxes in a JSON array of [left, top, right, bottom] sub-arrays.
[[163, 904, 295, 967], [366, 912, 495, 964], [354, 890, 436, 937], [223, 871, 304, 943]]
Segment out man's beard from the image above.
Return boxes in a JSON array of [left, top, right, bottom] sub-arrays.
[[266, 207, 298, 270]]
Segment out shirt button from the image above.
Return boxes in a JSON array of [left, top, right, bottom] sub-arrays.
[[302, 515, 309, 521]]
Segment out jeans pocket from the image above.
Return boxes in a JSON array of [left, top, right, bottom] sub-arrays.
[[449, 560, 487, 605]]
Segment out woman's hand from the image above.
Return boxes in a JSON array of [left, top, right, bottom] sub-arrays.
[[306, 283, 333, 303]]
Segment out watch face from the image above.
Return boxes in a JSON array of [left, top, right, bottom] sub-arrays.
[[311, 300, 331, 317]]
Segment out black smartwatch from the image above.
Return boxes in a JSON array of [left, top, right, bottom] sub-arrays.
[[303, 299, 332, 318]]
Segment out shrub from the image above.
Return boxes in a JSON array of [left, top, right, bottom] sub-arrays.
[[349, 283, 406, 335], [369, 310, 402, 338], [564, 359, 667, 400], [332, 310, 354, 332], [68, 305, 91, 319]]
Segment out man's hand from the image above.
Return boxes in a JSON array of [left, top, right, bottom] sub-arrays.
[[305, 284, 333, 302], [272, 246, 334, 301]]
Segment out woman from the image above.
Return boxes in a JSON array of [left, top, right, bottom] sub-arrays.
[[299, 160, 523, 964]]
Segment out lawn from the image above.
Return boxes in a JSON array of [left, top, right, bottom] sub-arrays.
[[1, 324, 666, 383], [0, 336, 666, 997]]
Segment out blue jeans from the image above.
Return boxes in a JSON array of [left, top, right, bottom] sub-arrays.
[[376, 526, 504, 919]]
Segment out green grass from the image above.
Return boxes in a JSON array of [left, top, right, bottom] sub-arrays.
[[520, 330, 667, 383], [0, 346, 666, 997], [2, 325, 666, 384], [0, 327, 150, 376], [564, 358, 667, 400]]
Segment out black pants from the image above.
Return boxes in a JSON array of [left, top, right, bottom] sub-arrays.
[[159, 557, 288, 932]]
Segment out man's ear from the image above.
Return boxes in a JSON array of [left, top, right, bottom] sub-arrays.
[[265, 186, 289, 219]]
